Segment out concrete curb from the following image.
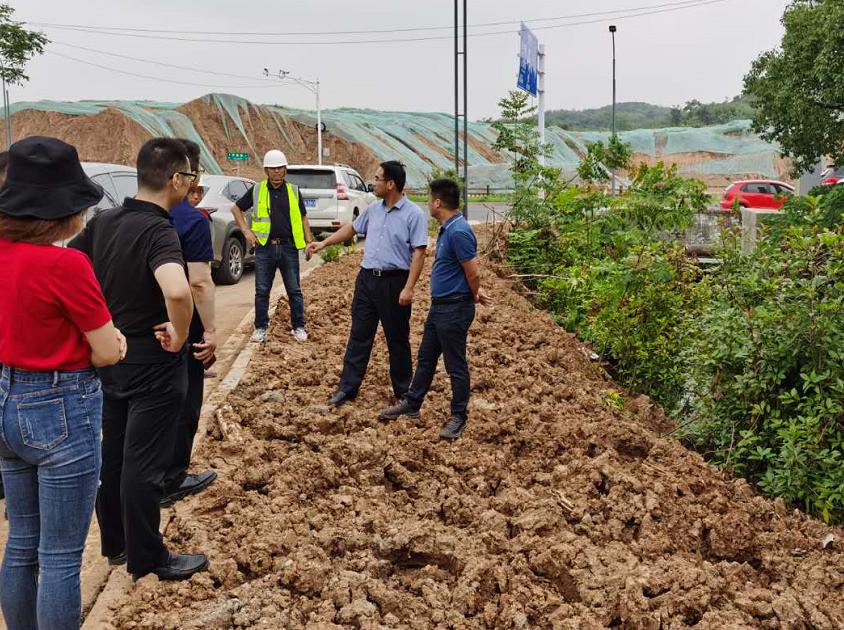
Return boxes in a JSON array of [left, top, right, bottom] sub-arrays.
[[81, 258, 324, 629]]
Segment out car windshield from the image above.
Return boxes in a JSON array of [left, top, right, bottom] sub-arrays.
[[286, 169, 336, 190]]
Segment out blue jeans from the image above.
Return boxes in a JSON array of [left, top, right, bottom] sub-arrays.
[[254, 242, 305, 330], [0, 367, 102, 630], [405, 300, 476, 420]]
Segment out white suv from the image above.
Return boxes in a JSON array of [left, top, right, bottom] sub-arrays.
[[286, 164, 376, 244]]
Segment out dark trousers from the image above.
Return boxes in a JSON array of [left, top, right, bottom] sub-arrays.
[[254, 241, 305, 330], [405, 300, 475, 420], [95, 357, 187, 576], [339, 269, 412, 398], [163, 313, 204, 493]]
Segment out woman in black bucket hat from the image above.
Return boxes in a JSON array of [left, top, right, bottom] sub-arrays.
[[0, 136, 126, 630]]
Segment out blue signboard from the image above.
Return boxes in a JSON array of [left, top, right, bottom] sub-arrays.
[[517, 23, 538, 97]]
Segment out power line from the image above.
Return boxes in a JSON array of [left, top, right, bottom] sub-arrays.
[[49, 51, 280, 89], [31, 0, 727, 45], [28, 0, 718, 37], [50, 41, 276, 82]]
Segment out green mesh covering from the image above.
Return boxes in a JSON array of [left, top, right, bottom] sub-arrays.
[[5, 94, 783, 188]]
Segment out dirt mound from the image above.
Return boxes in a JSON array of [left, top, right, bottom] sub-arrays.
[[10, 108, 152, 166], [111, 253, 843, 629], [8, 98, 382, 181], [177, 98, 381, 181]]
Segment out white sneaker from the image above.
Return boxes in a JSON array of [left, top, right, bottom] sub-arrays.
[[251, 328, 267, 343], [292, 327, 308, 342]]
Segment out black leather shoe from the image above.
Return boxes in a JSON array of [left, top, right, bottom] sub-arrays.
[[107, 552, 126, 566], [161, 471, 218, 507], [134, 552, 209, 581], [328, 390, 355, 407], [439, 415, 468, 440], [378, 398, 421, 421]]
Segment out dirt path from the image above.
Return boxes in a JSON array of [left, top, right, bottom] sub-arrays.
[[107, 252, 843, 629]]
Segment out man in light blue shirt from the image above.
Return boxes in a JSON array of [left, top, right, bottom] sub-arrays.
[[309, 161, 428, 406]]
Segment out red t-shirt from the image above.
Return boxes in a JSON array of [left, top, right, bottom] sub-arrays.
[[0, 239, 112, 371]]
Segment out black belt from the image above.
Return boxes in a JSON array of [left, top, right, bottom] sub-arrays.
[[432, 292, 474, 305], [361, 267, 409, 277]]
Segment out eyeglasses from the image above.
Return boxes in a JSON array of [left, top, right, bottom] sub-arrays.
[[374, 176, 390, 182], [175, 171, 197, 183]]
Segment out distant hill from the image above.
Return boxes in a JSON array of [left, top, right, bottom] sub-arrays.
[[543, 96, 756, 131]]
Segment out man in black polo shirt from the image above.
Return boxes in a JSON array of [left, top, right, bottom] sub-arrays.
[[69, 138, 209, 581]]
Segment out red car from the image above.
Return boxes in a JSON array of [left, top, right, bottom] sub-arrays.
[[720, 180, 795, 211], [820, 166, 844, 186]]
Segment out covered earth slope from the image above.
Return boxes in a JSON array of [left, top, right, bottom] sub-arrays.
[[110, 252, 842, 629]]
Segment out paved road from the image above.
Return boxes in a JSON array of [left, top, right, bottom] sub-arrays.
[[466, 202, 511, 225]]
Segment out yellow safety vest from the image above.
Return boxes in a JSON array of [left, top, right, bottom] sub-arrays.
[[251, 180, 306, 250]]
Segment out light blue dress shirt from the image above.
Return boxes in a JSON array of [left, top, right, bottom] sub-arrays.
[[353, 196, 428, 270]]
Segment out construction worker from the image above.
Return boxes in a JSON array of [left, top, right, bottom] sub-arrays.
[[230, 150, 313, 343]]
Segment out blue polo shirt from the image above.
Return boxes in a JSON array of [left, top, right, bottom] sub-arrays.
[[353, 196, 428, 271], [430, 214, 477, 298], [171, 199, 214, 263]]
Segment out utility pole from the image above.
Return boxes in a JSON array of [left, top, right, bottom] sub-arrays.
[[538, 45, 546, 167], [0, 57, 11, 149], [454, 0, 468, 217], [609, 24, 617, 195], [264, 68, 323, 165]]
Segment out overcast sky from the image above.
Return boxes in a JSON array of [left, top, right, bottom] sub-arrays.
[[13, 0, 789, 120]]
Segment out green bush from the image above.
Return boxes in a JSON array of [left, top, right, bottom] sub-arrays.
[[682, 227, 844, 523], [320, 244, 344, 263]]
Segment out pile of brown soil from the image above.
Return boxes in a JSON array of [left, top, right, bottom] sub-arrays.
[[177, 98, 381, 182], [111, 253, 842, 629], [9, 108, 152, 166], [8, 98, 381, 182]]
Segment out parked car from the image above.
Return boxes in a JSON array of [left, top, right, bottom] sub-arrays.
[[195, 175, 257, 285], [820, 166, 844, 186], [81, 162, 138, 221], [720, 179, 795, 211], [286, 163, 375, 244]]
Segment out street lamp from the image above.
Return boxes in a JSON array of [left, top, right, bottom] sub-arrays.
[[609, 24, 617, 194], [263, 68, 323, 165]]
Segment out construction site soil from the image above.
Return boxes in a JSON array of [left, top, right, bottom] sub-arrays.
[[111, 252, 842, 629]]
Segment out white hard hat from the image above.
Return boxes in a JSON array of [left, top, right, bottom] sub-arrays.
[[263, 149, 288, 168]]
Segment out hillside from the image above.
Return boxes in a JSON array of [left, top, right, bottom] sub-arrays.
[[544, 97, 756, 131], [5, 93, 780, 191]]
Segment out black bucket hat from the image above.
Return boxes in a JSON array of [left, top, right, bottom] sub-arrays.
[[0, 136, 103, 220]]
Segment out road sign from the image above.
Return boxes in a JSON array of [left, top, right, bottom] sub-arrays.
[[517, 23, 538, 97], [226, 152, 249, 161]]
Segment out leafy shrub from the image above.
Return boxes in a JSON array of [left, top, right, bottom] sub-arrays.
[[682, 227, 844, 523]]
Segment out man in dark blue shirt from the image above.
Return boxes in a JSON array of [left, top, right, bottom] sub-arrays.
[[161, 139, 217, 506], [379, 178, 489, 439]]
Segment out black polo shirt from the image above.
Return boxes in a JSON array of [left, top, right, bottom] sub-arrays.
[[68, 197, 186, 363], [236, 180, 306, 244]]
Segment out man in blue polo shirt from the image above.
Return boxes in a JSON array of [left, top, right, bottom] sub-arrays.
[[161, 139, 217, 506], [378, 178, 489, 439]]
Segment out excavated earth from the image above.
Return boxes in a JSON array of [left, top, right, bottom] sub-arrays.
[[112, 252, 843, 629]]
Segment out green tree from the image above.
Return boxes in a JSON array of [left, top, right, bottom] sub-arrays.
[[0, 5, 48, 86], [744, 0, 844, 174], [576, 135, 632, 186]]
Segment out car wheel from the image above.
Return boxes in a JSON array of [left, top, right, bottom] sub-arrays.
[[214, 236, 245, 285], [344, 209, 360, 246]]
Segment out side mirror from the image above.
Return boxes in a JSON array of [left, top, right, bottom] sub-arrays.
[[366, 183, 374, 192]]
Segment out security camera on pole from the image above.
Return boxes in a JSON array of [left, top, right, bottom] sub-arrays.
[[263, 68, 323, 165]]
